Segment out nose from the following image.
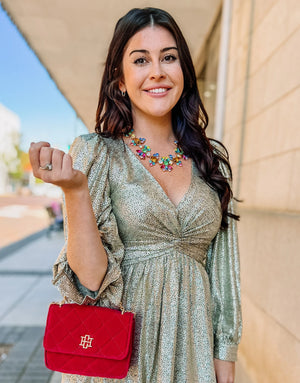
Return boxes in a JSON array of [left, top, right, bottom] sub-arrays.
[[149, 60, 166, 80]]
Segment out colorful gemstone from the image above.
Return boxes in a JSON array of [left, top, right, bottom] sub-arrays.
[[125, 129, 188, 172]]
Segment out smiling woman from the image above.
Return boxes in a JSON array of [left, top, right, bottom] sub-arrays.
[[29, 7, 242, 383]]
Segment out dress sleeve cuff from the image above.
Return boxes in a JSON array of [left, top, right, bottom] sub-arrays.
[[52, 243, 123, 308], [213, 340, 238, 362]]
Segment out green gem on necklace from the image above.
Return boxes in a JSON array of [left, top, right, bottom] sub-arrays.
[[125, 128, 188, 172]]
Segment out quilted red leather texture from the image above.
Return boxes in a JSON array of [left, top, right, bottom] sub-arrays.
[[43, 303, 135, 378]]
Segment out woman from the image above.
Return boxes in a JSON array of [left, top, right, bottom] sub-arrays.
[[29, 7, 242, 383]]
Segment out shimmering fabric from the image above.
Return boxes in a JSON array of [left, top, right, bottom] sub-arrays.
[[53, 133, 242, 383]]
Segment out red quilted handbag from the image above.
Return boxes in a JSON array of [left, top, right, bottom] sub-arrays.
[[43, 303, 135, 378]]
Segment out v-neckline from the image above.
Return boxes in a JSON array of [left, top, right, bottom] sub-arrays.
[[122, 140, 195, 211]]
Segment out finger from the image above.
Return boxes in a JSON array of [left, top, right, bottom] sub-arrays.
[[38, 147, 55, 183], [29, 142, 51, 176], [62, 153, 73, 174], [40, 146, 54, 168], [52, 149, 65, 173]]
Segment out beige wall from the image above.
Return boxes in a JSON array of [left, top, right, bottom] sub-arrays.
[[223, 0, 300, 382]]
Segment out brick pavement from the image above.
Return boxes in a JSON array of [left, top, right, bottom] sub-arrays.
[[0, 230, 64, 383], [0, 326, 52, 383]]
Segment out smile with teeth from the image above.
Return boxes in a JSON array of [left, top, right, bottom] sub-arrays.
[[146, 88, 169, 93]]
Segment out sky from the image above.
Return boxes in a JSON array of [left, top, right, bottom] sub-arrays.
[[0, 4, 88, 153]]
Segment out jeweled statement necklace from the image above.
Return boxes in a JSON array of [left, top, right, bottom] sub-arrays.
[[125, 128, 188, 172]]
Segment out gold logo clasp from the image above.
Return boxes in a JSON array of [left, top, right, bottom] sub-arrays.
[[79, 334, 93, 349]]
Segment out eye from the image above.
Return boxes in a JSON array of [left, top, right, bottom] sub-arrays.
[[134, 57, 148, 65], [162, 54, 177, 62]]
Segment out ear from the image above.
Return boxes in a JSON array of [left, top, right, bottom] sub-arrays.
[[119, 79, 126, 93]]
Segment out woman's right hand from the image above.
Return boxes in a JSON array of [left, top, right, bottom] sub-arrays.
[[29, 141, 87, 193]]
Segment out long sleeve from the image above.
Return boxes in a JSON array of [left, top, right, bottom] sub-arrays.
[[52, 133, 125, 308], [205, 145, 243, 361]]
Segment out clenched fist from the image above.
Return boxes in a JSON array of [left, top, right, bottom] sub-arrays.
[[29, 142, 87, 193]]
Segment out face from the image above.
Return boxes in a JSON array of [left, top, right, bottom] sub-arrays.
[[119, 26, 184, 121]]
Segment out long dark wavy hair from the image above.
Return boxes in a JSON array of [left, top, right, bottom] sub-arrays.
[[95, 7, 240, 229]]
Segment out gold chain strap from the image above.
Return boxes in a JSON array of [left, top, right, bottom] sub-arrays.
[[52, 296, 134, 316]]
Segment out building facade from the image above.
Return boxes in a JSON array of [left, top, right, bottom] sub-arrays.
[[0, 104, 21, 194], [198, 1, 300, 382]]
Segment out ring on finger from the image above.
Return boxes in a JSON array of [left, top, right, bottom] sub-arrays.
[[39, 163, 53, 171]]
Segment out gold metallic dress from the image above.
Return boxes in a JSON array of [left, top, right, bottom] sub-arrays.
[[53, 133, 242, 383]]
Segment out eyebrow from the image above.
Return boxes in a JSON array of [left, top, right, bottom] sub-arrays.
[[129, 47, 178, 56]]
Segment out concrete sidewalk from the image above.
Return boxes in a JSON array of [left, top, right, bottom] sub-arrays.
[[0, 230, 64, 383]]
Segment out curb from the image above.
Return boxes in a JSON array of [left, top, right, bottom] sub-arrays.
[[0, 229, 47, 261]]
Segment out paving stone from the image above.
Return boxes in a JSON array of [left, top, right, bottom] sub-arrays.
[[0, 231, 64, 382], [50, 371, 62, 383], [23, 368, 50, 375], [0, 364, 24, 372], [19, 378, 50, 383], [0, 325, 52, 383], [0, 374, 20, 380], [19, 370, 49, 380], [0, 327, 14, 340]]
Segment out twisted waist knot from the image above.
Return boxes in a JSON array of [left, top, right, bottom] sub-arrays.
[[121, 238, 207, 267]]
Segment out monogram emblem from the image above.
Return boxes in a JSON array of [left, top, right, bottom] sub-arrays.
[[79, 334, 93, 349]]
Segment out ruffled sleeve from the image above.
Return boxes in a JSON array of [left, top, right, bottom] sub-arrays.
[[52, 133, 124, 308], [205, 142, 243, 361]]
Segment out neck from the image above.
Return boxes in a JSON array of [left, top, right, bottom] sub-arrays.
[[131, 111, 175, 143]]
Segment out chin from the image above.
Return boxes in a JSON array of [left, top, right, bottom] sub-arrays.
[[132, 102, 175, 120], [146, 106, 175, 118], [148, 111, 172, 119]]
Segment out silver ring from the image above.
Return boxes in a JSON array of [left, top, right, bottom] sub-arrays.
[[39, 163, 53, 171]]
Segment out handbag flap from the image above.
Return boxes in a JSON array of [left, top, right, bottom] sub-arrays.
[[43, 304, 135, 360]]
